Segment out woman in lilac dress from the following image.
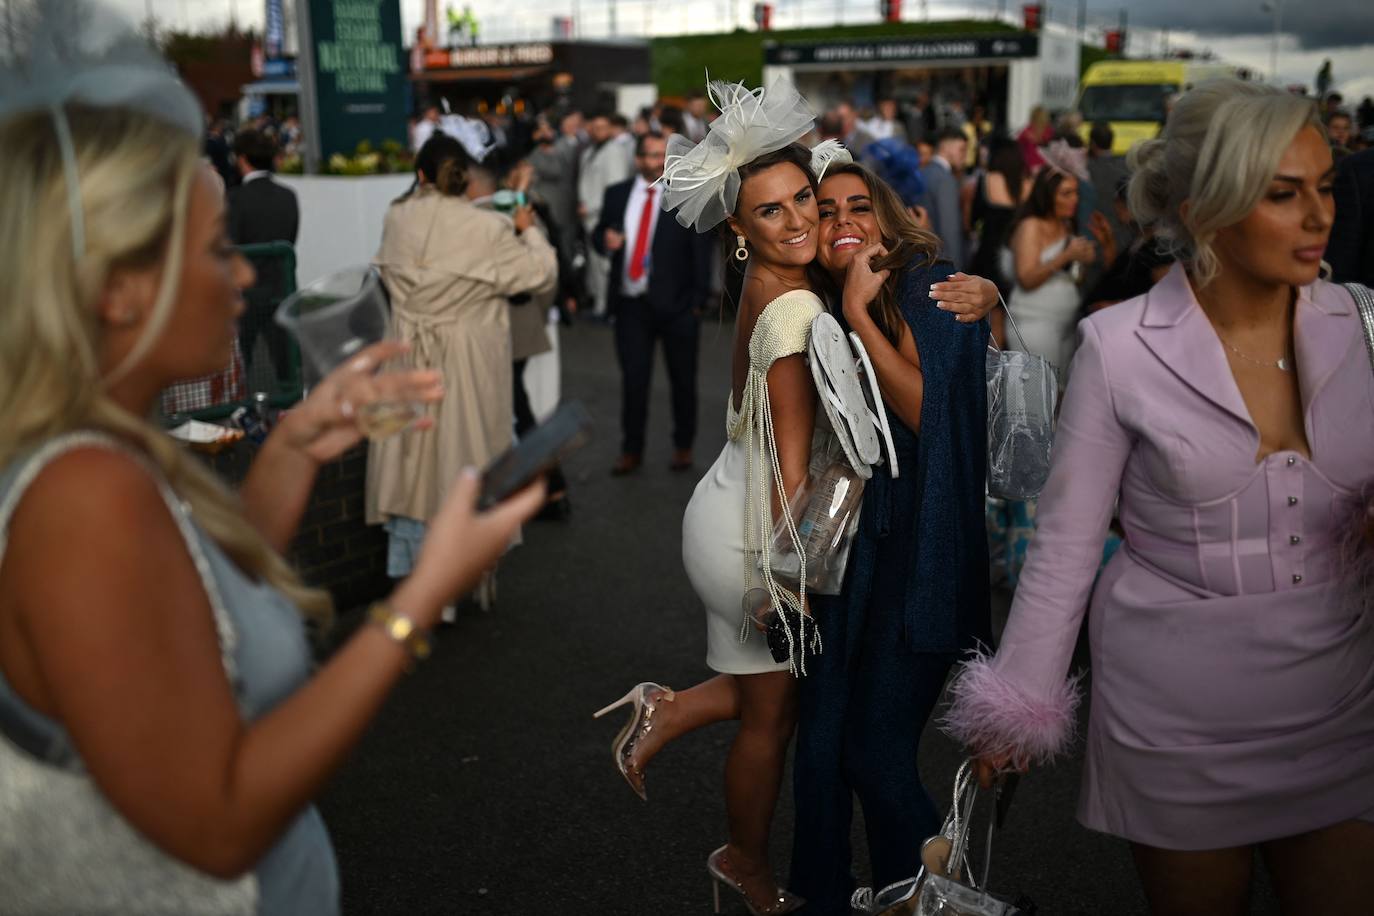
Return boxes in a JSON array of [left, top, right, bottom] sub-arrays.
[[944, 79, 1374, 913]]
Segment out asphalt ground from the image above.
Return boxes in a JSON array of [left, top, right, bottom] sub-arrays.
[[318, 316, 1282, 915]]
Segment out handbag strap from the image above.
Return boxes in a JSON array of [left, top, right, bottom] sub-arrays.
[[1345, 283, 1374, 378], [945, 759, 1002, 894], [990, 291, 1032, 354]]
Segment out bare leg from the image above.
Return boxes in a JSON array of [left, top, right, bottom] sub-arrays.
[[720, 670, 799, 908], [1130, 842, 1253, 916], [625, 674, 740, 795], [1261, 820, 1374, 915]]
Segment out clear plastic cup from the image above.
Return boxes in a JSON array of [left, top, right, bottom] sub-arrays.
[[275, 267, 419, 440]]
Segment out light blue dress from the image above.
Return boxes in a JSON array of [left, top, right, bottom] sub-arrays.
[[0, 432, 338, 915]]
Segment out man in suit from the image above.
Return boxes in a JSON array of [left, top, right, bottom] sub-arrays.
[[594, 132, 714, 476], [1328, 146, 1374, 287], [920, 128, 968, 270], [578, 111, 635, 320], [226, 128, 299, 387]]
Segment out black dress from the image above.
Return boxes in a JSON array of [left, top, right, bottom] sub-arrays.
[[968, 174, 1016, 295]]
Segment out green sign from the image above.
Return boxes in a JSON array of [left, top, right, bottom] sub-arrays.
[[305, 0, 407, 162]]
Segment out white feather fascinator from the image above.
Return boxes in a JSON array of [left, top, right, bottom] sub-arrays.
[[809, 139, 853, 180], [1, 0, 203, 257], [658, 78, 816, 232]]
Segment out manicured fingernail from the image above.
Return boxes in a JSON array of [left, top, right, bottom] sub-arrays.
[[936, 302, 950, 310], [462, 466, 479, 479], [349, 356, 372, 372], [340, 399, 354, 418]]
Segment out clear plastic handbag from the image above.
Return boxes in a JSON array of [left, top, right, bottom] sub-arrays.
[[986, 299, 1058, 501], [914, 761, 1015, 916], [763, 458, 865, 596]]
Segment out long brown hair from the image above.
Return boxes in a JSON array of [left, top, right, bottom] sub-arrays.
[[812, 161, 942, 347]]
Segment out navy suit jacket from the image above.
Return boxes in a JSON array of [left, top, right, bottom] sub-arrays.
[[1329, 147, 1374, 287], [593, 178, 714, 316]]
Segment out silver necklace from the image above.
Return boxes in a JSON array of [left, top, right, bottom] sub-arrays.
[[1217, 335, 1293, 372]]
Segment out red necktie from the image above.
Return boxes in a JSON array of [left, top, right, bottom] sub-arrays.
[[628, 186, 655, 282]]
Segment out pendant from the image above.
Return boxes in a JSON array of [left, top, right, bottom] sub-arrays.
[[1277, 357, 1290, 371]]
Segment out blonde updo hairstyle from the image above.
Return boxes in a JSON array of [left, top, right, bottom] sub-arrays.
[[0, 104, 332, 623], [1127, 78, 1323, 288]]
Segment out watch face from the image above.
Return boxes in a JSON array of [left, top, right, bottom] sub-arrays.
[[387, 615, 414, 642]]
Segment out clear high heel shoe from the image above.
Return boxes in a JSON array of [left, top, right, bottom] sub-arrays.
[[707, 845, 805, 915], [591, 682, 675, 801]]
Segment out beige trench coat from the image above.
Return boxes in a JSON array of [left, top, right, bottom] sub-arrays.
[[365, 189, 557, 525]]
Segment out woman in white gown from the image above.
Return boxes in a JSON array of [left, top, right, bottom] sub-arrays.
[[999, 143, 1101, 380], [992, 143, 1105, 586]]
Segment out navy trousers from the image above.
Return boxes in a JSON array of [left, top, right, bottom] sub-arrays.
[[612, 297, 699, 456], [789, 589, 954, 914]]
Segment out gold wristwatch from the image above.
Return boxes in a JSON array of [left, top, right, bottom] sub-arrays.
[[367, 601, 433, 668]]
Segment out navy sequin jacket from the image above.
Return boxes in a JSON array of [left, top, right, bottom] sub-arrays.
[[828, 256, 992, 658]]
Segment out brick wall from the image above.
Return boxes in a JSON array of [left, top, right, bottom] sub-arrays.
[[205, 442, 390, 611]]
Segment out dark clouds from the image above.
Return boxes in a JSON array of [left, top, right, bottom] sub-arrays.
[[1085, 0, 1374, 50]]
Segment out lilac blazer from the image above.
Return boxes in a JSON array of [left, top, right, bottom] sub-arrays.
[[945, 264, 1374, 847]]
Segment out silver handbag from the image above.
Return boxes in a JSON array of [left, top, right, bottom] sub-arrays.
[[986, 298, 1058, 501], [852, 761, 1018, 916], [0, 434, 258, 915], [913, 760, 1016, 916]]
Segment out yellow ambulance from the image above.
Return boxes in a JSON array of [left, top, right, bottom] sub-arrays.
[[1076, 59, 1249, 154]]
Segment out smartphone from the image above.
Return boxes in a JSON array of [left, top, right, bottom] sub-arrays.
[[478, 400, 592, 509]]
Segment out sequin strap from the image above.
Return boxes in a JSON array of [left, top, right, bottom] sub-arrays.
[[1346, 283, 1374, 378], [0, 432, 240, 688]]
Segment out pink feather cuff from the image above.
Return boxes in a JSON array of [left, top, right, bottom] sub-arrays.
[[938, 652, 1082, 766]]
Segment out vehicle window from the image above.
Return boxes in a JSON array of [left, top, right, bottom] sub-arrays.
[[1078, 83, 1177, 123]]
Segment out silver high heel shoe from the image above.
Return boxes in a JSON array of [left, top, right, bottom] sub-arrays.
[[591, 682, 675, 801], [707, 845, 805, 915]]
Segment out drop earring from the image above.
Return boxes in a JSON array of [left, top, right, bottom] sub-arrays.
[[734, 234, 749, 262]]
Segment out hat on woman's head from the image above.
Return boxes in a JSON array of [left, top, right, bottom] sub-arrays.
[[860, 138, 927, 208], [0, 0, 203, 259], [658, 77, 816, 232], [1037, 139, 1090, 183]]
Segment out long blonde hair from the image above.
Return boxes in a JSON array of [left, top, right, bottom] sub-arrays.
[[0, 105, 332, 623], [1127, 78, 1322, 288]]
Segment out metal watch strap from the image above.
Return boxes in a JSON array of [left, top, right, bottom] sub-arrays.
[[367, 601, 432, 667]]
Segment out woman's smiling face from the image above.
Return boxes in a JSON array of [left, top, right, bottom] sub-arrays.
[[816, 171, 882, 277], [729, 161, 819, 268]]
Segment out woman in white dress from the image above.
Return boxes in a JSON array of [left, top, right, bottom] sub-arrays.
[[583, 74, 842, 916], [999, 145, 1101, 378], [597, 132, 823, 913]]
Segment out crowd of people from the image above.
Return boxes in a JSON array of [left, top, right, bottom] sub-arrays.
[[3, 1, 1374, 913]]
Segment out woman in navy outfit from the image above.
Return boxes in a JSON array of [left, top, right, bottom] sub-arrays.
[[789, 159, 993, 913]]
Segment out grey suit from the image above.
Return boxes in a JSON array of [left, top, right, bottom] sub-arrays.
[[919, 159, 965, 270]]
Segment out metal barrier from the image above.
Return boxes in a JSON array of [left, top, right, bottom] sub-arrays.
[[161, 242, 303, 424]]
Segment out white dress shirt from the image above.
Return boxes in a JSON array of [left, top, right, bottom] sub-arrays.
[[620, 175, 660, 298]]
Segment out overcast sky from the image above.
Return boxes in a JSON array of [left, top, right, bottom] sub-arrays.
[[116, 0, 1374, 101]]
